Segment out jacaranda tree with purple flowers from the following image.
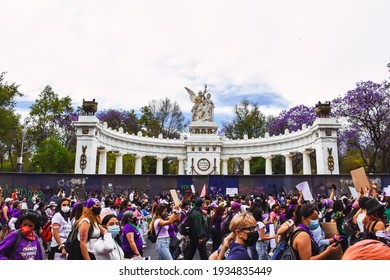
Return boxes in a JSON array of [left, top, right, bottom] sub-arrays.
[[268, 104, 316, 136], [332, 81, 390, 173], [96, 109, 139, 134], [267, 105, 317, 174]]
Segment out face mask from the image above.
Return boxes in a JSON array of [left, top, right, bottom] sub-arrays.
[[308, 219, 320, 230], [92, 207, 102, 215], [243, 231, 259, 247], [162, 213, 168, 220], [108, 225, 120, 238], [61, 206, 70, 213], [20, 225, 35, 241]]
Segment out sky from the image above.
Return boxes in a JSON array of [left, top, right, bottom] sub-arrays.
[[1, 0, 390, 128]]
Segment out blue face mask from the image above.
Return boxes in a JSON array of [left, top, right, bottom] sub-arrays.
[[107, 225, 120, 238], [308, 219, 319, 230]]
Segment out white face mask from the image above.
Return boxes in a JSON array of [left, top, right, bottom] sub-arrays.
[[61, 206, 70, 213]]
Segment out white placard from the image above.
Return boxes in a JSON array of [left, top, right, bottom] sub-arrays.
[[295, 181, 314, 201], [190, 184, 195, 194], [348, 186, 359, 199], [170, 189, 181, 206], [268, 223, 276, 248], [383, 187, 390, 196], [226, 188, 238, 196]]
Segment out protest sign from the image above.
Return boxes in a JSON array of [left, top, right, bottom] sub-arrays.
[[295, 181, 314, 201], [170, 189, 181, 206], [350, 167, 372, 192]]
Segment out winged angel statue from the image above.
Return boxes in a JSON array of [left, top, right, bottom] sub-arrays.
[[184, 84, 215, 122]]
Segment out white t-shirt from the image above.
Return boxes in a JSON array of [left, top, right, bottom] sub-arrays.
[[51, 212, 72, 247], [77, 218, 101, 253], [357, 212, 366, 233], [257, 221, 266, 241]]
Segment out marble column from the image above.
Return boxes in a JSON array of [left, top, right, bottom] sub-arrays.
[[114, 152, 123, 175], [284, 153, 294, 175], [156, 156, 165, 175], [221, 157, 229, 175], [177, 157, 186, 175], [134, 154, 143, 175], [242, 157, 251, 175], [265, 155, 273, 175], [98, 148, 107, 174], [302, 150, 312, 175]]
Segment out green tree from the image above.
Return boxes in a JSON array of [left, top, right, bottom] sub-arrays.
[[222, 100, 271, 174], [0, 72, 22, 171], [222, 99, 270, 139], [32, 137, 74, 173], [27, 85, 76, 149]]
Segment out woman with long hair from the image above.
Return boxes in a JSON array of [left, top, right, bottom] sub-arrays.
[[150, 203, 179, 260], [362, 198, 386, 240], [253, 207, 276, 260], [210, 204, 225, 253], [121, 210, 143, 259], [69, 198, 101, 260], [210, 212, 259, 260], [48, 198, 72, 260], [93, 214, 124, 260], [70, 202, 84, 225], [292, 203, 341, 260]]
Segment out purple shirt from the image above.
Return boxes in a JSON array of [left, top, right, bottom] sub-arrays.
[[226, 242, 251, 260], [121, 224, 143, 256], [0, 205, 12, 225], [0, 231, 44, 260]]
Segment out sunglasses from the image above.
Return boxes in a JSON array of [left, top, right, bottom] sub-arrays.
[[241, 225, 257, 232]]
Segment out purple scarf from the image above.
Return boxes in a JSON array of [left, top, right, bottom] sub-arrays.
[[297, 223, 318, 246]]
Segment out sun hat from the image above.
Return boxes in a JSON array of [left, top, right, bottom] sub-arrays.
[[365, 198, 385, 215], [4, 197, 13, 203], [49, 201, 57, 207]]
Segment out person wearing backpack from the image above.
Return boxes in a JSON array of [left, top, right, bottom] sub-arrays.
[[209, 212, 259, 260], [150, 203, 179, 260], [48, 198, 72, 260], [76, 198, 102, 260], [292, 203, 341, 260], [331, 200, 350, 251], [0, 211, 44, 260], [184, 198, 209, 260], [362, 198, 386, 240]]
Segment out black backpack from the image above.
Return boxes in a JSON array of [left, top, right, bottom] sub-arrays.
[[272, 228, 304, 260], [65, 222, 94, 260], [178, 209, 196, 236], [220, 212, 233, 234]]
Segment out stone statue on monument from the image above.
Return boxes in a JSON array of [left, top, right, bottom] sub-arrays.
[[185, 84, 215, 122]]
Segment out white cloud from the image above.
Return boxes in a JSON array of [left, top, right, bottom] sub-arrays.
[[1, 0, 389, 124]]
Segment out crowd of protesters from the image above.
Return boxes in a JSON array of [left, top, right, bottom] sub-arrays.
[[0, 184, 389, 260]]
